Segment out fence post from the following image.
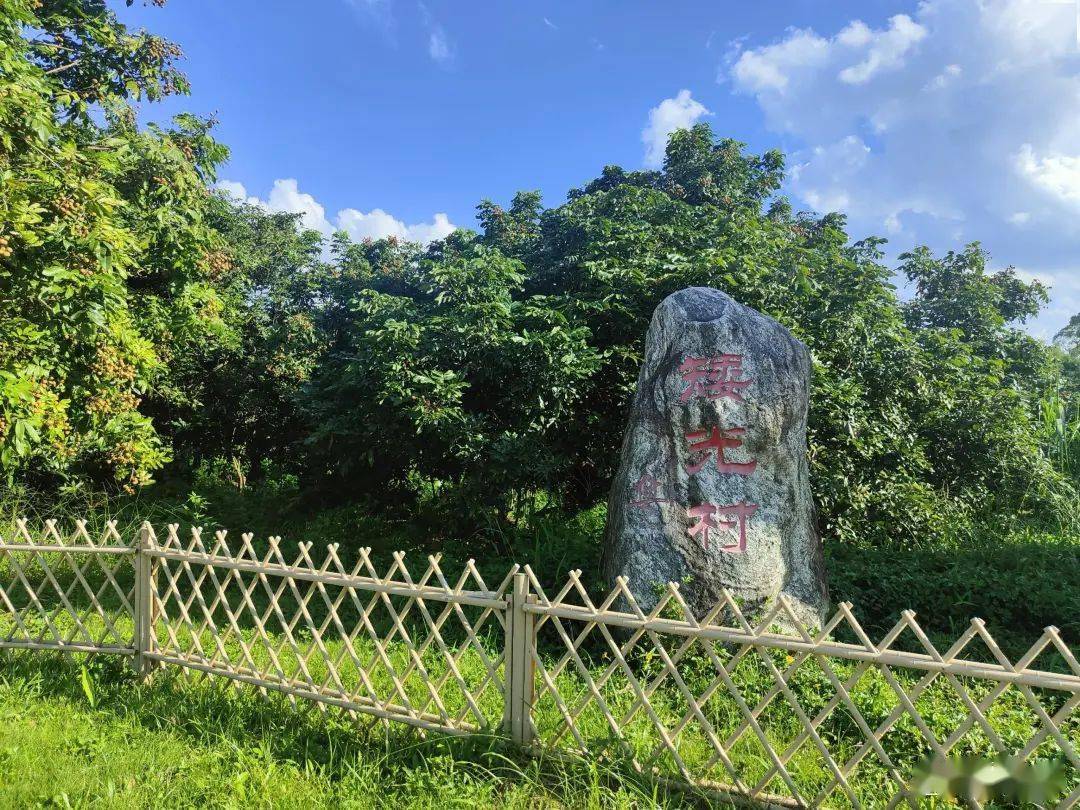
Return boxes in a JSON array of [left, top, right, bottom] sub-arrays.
[[133, 522, 157, 679], [503, 571, 536, 746]]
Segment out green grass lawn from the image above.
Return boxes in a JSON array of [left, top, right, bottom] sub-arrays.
[[0, 651, 682, 809], [1, 583, 1077, 808], [1, 496, 1078, 807]]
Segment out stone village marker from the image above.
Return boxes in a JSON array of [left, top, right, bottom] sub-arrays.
[[601, 287, 829, 628]]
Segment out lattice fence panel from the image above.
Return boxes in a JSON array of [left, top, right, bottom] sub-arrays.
[[148, 525, 514, 736], [1, 519, 1077, 807], [0, 519, 135, 655], [524, 568, 1080, 808]]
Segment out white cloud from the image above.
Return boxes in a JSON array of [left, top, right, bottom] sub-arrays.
[[836, 15, 926, 85], [543, 17, 557, 30], [1015, 144, 1080, 206], [641, 90, 711, 168], [924, 62, 962, 90], [428, 29, 451, 64], [336, 207, 407, 241], [265, 179, 331, 233], [216, 180, 255, 205], [730, 29, 830, 93], [400, 212, 455, 244], [419, 3, 453, 67], [336, 207, 455, 243], [727, 0, 1080, 337], [730, 14, 926, 93], [218, 179, 456, 246]]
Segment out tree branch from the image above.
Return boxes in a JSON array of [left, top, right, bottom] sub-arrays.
[[45, 60, 81, 76]]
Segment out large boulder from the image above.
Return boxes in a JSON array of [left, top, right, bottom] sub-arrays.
[[600, 287, 828, 628]]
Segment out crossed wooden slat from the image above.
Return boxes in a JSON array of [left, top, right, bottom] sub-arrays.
[[0, 519, 133, 652], [148, 525, 511, 735], [523, 576, 1080, 808], [1, 519, 1077, 809]]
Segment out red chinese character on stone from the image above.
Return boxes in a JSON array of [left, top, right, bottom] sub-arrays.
[[686, 501, 759, 553], [677, 354, 753, 403], [683, 427, 757, 476], [629, 473, 672, 509]]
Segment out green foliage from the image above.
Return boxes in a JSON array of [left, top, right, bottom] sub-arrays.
[[1055, 312, 1080, 357], [1040, 392, 1080, 485], [305, 233, 602, 528], [1053, 313, 1080, 475], [191, 122, 1069, 545], [151, 196, 326, 477], [825, 528, 1080, 652], [460, 124, 1070, 542], [0, 0, 230, 491], [0, 2, 1074, 550]]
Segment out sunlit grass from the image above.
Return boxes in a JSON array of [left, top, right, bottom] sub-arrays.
[[1, 578, 1076, 808], [1, 494, 1078, 807], [0, 649, 681, 809]]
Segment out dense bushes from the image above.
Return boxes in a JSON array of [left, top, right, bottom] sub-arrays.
[[1, 2, 1076, 550], [0, 0, 231, 490], [272, 125, 1072, 546], [304, 233, 603, 523]]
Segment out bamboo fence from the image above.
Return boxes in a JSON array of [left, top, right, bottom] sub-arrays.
[[0, 520, 1077, 808]]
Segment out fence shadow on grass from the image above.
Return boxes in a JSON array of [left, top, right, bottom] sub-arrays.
[[0, 649, 719, 809]]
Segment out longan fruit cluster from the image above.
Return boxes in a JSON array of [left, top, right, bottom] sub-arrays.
[[54, 195, 78, 217], [87, 390, 140, 418], [74, 254, 96, 277], [205, 249, 232, 278], [146, 38, 168, 61], [106, 440, 139, 473], [91, 345, 137, 384]]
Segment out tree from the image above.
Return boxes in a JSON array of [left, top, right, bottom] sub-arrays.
[[286, 123, 1072, 545], [152, 197, 328, 479], [3, 4, 1070, 551], [0, 0, 231, 490], [468, 124, 1071, 543], [1056, 314, 1080, 393], [304, 232, 602, 529]]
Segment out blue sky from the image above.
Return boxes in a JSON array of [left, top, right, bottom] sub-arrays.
[[119, 0, 1080, 339]]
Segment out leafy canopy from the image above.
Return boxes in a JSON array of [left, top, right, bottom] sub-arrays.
[[0, 3, 1073, 548], [220, 123, 1072, 545], [0, 0, 229, 489]]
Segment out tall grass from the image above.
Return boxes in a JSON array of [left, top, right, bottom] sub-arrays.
[[0, 595, 1076, 807], [1041, 392, 1080, 482]]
